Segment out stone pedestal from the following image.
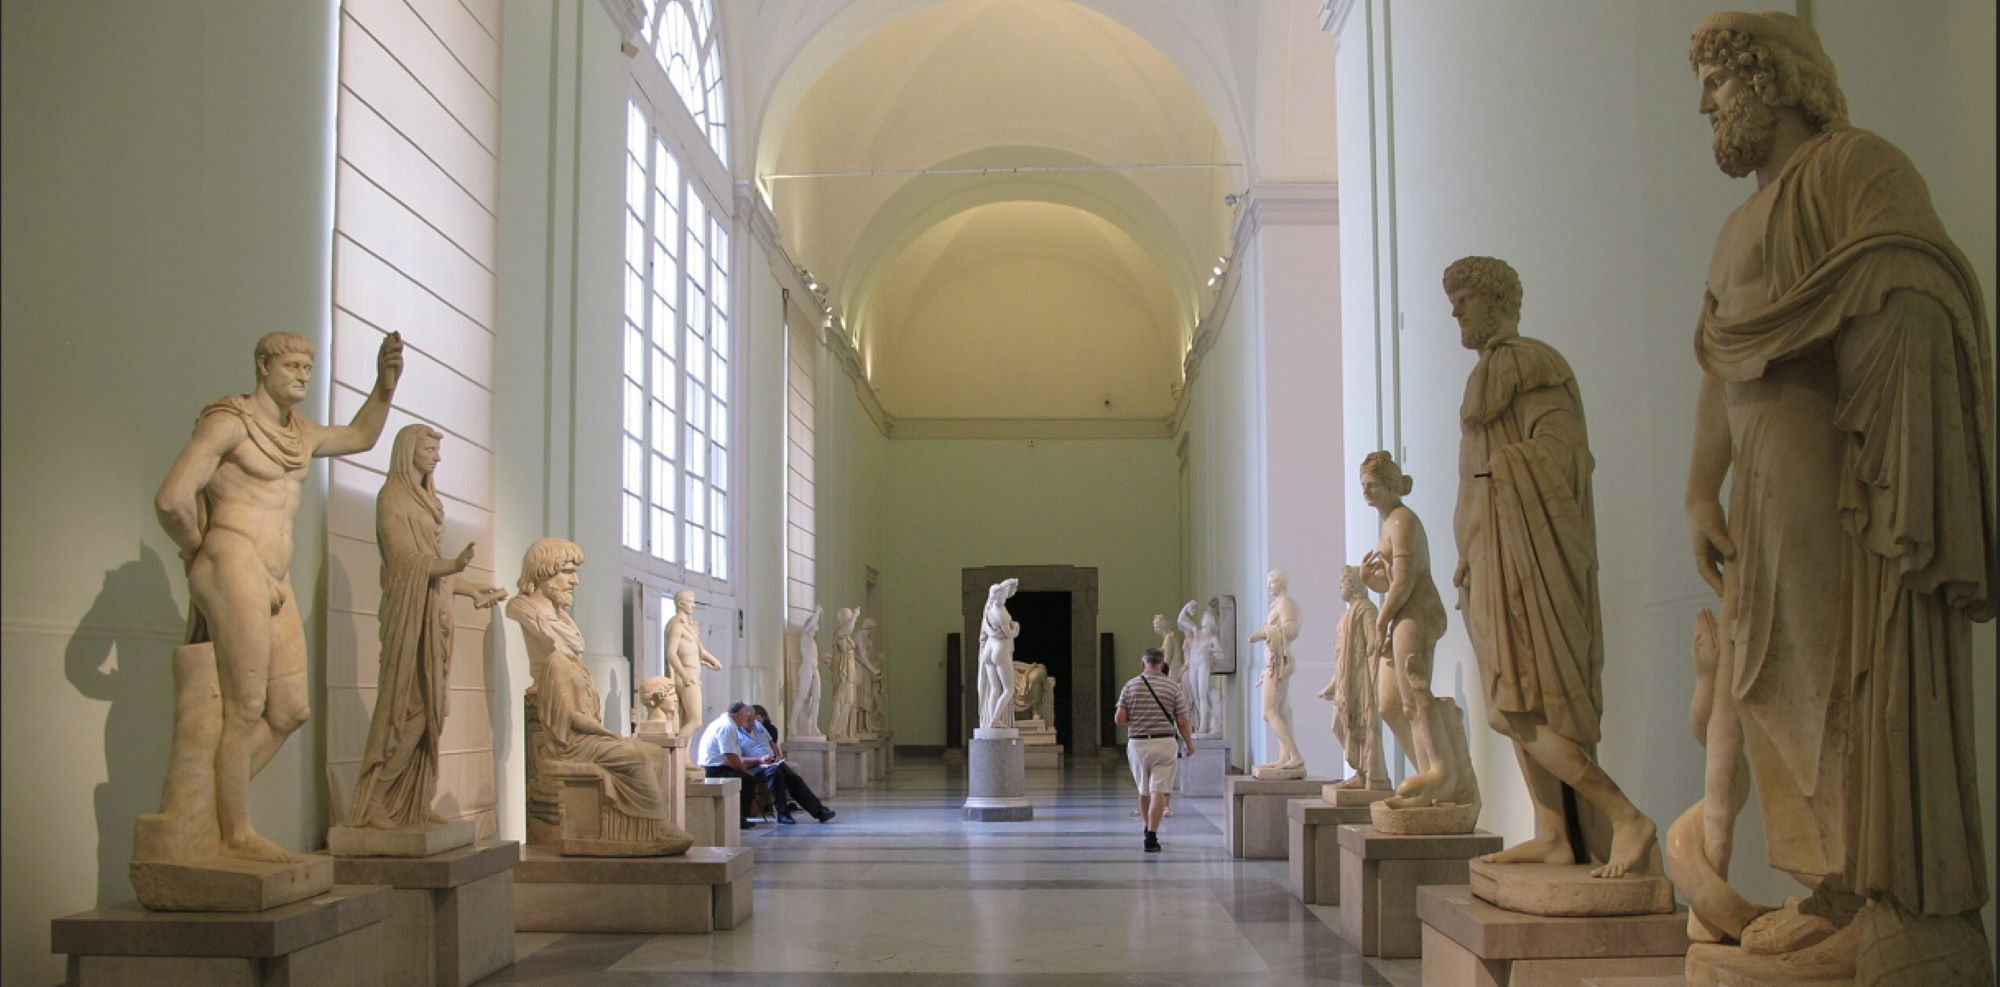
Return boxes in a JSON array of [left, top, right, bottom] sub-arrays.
[[879, 732, 895, 773], [513, 846, 753, 934], [835, 742, 872, 788], [963, 728, 1032, 821], [1470, 860, 1674, 917], [54, 885, 390, 986], [1286, 798, 1375, 904], [328, 819, 476, 859], [330, 841, 519, 986], [1017, 717, 1062, 769], [1223, 775, 1331, 858], [686, 777, 741, 848], [1322, 784, 1394, 807], [858, 735, 886, 780], [1177, 737, 1231, 796], [786, 738, 838, 799], [128, 848, 335, 913], [1337, 824, 1503, 957], [634, 725, 690, 829], [1419, 884, 1690, 986]]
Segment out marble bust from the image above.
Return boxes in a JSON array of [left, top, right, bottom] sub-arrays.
[[976, 579, 1021, 730], [133, 330, 402, 906], [788, 607, 826, 741], [1668, 12, 1994, 983], [1444, 255, 1660, 883], [639, 675, 676, 726], [1247, 569, 1305, 780], [1176, 600, 1221, 738], [507, 538, 690, 855], [344, 425, 505, 835], [1320, 565, 1387, 792]]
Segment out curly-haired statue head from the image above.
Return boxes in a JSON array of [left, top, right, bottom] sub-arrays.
[[517, 536, 585, 599], [1690, 12, 1848, 178], [1442, 256, 1522, 350]]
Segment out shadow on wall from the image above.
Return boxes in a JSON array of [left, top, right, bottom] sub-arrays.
[[485, 618, 511, 832], [64, 543, 182, 907]]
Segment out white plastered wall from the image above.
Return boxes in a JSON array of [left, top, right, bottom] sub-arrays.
[[1329, 0, 1996, 948]]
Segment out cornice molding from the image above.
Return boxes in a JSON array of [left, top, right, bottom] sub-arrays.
[[890, 418, 1173, 440], [1230, 181, 1338, 244], [599, 0, 644, 49]]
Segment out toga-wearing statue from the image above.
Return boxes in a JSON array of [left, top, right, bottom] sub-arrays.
[[1672, 13, 1993, 984], [346, 425, 505, 831], [1445, 256, 1658, 881], [827, 606, 860, 740], [855, 616, 883, 737], [1321, 566, 1387, 792], [1011, 660, 1056, 726]]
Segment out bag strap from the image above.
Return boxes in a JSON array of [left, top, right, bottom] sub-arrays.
[[1137, 674, 1178, 732]]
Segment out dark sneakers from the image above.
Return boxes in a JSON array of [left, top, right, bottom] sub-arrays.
[[1143, 830, 1161, 852], [816, 808, 837, 823], [776, 813, 798, 825]]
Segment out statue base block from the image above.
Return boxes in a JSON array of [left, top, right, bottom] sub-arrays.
[[1337, 824, 1503, 957], [964, 731, 1032, 821], [129, 853, 335, 913], [1224, 775, 1331, 858], [1471, 860, 1675, 917], [328, 820, 476, 859], [514, 846, 753, 934], [332, 842, 519, 986], [634, 731, 690, 830], [835, 743, 873, 788], [785, 738, 838, 798], [1177, 737, 1230, 796], [1024, 745, 1065, 770], [1371, 798, 1481, 835], [1287, 798, 1375, 904], [1251, 763, 1307, 781], [1324, 785, 1394, 807], [55, 885, 389, 986], [686, 778, 741, 848], [1418, 884, 1689, 985]]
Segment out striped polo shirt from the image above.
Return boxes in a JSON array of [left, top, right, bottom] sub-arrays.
[[1117, 671, 1185, 738]]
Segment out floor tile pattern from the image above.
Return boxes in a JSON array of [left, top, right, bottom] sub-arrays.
[[481, 755, 1422, 985]]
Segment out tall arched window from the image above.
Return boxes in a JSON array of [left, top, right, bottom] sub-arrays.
[[639, 0, 727, 161]]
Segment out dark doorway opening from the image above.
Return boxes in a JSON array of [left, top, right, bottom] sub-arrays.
[[1008, 591, 1072, 748]]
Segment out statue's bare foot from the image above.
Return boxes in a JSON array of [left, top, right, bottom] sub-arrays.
[[1479, 833, 1571, 865], [1590, 814, 1658, 878], [1332, 774, 1370, 791], [1396, 767, 1444, 799], [221, 831, 305, 864]]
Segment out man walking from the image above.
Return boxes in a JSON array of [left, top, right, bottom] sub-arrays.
[[1115, 648, 1193, 851]]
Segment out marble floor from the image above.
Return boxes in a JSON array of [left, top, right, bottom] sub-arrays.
[[483, 754, 1421, 985]]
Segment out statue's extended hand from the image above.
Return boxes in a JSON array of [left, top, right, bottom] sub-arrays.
[[472, 585, 507, 609], [1452, 557, 1469, 590], [701, 653, 722, 670], [376, 332, 405, 395], [1687, 500, 1734, 596], [450, 542, 476, 574]]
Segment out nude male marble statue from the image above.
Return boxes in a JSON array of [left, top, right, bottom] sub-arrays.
[[1444, 256, 1658, 882], [141, 330, 402, 882], [1248, 570, 1305, 780], [1669, 13, 1993, 984], [662, 588, 722, 737]]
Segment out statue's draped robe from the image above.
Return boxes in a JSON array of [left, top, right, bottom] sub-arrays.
[[1696, 128, 1994, 916], [829, 634, 858, 738], [1456, 336, 1603, 750], [508, 595, 669, 823], [1331, 597, 1382, 773], [185, 396, 312, 644], [348, 437, 451, 826]]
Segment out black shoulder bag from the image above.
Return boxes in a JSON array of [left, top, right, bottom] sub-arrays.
[[1137, 675, 1186, 758]]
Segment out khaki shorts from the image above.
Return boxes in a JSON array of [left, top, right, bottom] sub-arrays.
[[1127, 736, 1179, 795]]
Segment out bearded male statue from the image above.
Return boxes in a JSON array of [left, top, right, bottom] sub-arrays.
[[1671, 12, 1993, 985]]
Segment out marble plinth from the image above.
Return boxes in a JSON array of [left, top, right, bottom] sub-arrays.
[[686, 777, 741, 848], [1471, 860, 1675, 917], [1252, 763, 1308, 781], [1024, 745, 1065, 770], [1287, 798, 1376, 904], [786, 738, 838, 799], [1372, 798, 1482, 835], [1177, 737, 1231, 796], [129, 852, 336, 913], [836, 743, 872, 788], [1419, 884, 1690, 986], [862, 735, 888, 781], [328, 819, 476, 859], [1224, 775, 1332, 858], [1337, 824, 1503, 957], [54, 885, 389, 986], [964, 729, 1032, 821], [513, 846, 753, 934], [331, 841, 519, 986], [1323, 784, 1394, 807], [634, 728, 690, 829], [879, 732, 895, 773]]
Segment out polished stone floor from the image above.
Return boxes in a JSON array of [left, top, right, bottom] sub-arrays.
[[482, 754, 1421, 985]]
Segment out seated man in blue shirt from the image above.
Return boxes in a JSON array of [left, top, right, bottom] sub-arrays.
[[697, 700, 835, 825]]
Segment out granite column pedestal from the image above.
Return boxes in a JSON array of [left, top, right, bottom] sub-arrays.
[[963, 728, 1033, 821]]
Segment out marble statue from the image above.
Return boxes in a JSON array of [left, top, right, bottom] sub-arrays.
[[1444, 255, 1659, 882], [135, 330, 402, 904], [662, 588, 722, 737], [787, 607, 825, 741], [1152, 612, 1181, 689], [1320, 565, 1388, 791], [855, 616, 883, 737], [976, 579, 1021, 730], [827, 606, 860, 740], [1177, 600, 1221, 738], [1011, 660, 1055, 726], [346, 426, 506, 832], [1669, 13, 1993, 983], [639, 675, 676, 726], [1247, 570, 1306, 780], [1359, 452, 1480, 828], [507, 538, 690, 855]]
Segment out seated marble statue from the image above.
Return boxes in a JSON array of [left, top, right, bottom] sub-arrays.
[[1011, 660, 1056, 726], [507, 537, 690, 856]]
